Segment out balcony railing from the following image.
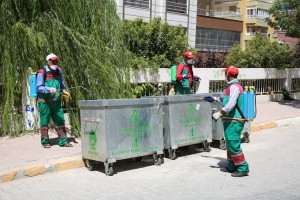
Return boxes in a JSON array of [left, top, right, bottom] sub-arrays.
[[197, 8, 242, 21], [247, 0, 273, 3], [167, 0, 187, 14], [246, 32, 269, 37], [124, 0, 149, 8], [247, 14, 269, 19]]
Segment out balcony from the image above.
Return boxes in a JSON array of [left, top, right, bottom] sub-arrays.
[[246, 15, 269, 27], [197, 8, 242, 21], [124, 0, 149, 9], [246, 0, 272, 10], [244, 32, 269, 40], [167, 0, 187, 14]]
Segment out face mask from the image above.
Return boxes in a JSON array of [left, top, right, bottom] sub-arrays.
[[225, 74, 229, 82], [50, 65, 58, 70], [186, 59, 194, 65]]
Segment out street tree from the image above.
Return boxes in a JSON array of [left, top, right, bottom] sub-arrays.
[[123, 17, 190, 70], [226, 34, 294, 68], [267, 0, 300, 37]]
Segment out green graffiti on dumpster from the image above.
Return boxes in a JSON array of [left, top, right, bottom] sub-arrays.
[[117, 109, 153, 150], [112, 145, 159, 157], [175, 135, 207, 145], [88, 127, 100, 157]]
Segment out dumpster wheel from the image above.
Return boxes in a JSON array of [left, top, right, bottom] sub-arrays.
[[159, 154, 164, 164], [84, 158, 95, 171], [153, 153, 162, 166], [219, 139, 226, 150], [105, 163, 113, 176], [168, 149, 177, 160], [203, 141, 211, 152]]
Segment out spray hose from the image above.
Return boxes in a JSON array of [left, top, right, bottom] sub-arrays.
[[221, 116, 253, 122]]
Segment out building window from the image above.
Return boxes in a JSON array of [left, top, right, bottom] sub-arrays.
[[125, 0, 149, 8], [167, 0, 187, 14], [247, 7, 269, 19], [246, 26, 268, 36], [195, 28, 241, 52]]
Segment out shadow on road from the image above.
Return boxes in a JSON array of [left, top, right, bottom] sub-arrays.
[[48, 137, 78, 146], [277, 100, 300, 109]]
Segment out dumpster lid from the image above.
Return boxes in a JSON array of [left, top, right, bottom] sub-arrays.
[[78, 98, 164, 108], [144, 94, 210, 102]]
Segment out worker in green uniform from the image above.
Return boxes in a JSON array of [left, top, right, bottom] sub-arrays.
[[175, 51, 200, 94], [212, 65, 249, 177], [36, 53, 72, 148]]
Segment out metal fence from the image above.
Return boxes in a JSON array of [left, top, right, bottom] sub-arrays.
[[209, 78, 287, 94], [124, 0, 149, 8], [133, 82, 199, 97], [291, 78, 300, 92]]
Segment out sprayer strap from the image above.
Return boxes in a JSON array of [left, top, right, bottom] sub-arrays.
[[236, 105, 245, 119]]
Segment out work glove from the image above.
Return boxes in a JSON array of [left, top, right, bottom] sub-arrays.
[[212, 111, 222, 120], [62, 91, 71, 99], [49, 88, 58, 94], [203, 96, 216, 103], [194, 76, 201, 81], [183, 74, 189, 79], [218, 97, 224, 104]]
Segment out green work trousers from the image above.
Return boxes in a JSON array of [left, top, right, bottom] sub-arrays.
[[39, 101, 67, 147], [223, 121, 249, 172], [175, 86, 191, 95]]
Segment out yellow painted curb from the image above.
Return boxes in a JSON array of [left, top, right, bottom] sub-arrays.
[[250, 124, 262, 132], [261, 122, 277, 130], [52, 159, 85, 172], [0, 170, 18, 183], [23, 165, 47, 177]]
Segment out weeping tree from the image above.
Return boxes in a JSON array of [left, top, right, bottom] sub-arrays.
[[0, 0, 133, 137], [123, 17, 190, 70]]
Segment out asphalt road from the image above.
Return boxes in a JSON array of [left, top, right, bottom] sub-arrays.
[[1, 124, 300, 200]]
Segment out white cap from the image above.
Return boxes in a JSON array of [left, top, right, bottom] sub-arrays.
[[46, 53, 59, 61]]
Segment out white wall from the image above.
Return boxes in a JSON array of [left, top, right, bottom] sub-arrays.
[[131, 68, 300, 94]]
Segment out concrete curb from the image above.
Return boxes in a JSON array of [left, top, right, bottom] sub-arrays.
[[0, 156, 84, 184], [251, 117, 300, 133], [1, 117, 300, 184]]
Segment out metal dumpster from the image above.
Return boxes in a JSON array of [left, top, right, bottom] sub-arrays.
[[207, 93, 226, 149], [241, 122, 251, 143], [204, 92, 251, 150], [79, 98, 164, 176], [146, 94, 212, 159]]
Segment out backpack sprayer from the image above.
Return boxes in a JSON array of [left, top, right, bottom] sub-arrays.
[[30, 72, 98, 100], [204, 86, 257, 122], [223, 86, 256, 122], [242, 86, 256, 121]]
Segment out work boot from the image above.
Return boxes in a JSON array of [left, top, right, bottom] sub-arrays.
[[241, 132, 250, 143], [231, 171, 249, 177], [220, 167, 235, 173]]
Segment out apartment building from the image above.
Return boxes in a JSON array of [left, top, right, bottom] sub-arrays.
[[115, 0, 198, 47], [115, 0, 274, 51], [239, 0, 274, 49]]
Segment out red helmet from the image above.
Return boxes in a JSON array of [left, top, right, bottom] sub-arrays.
[[183, 51, 194, 59], [222, 65, 239, 76]]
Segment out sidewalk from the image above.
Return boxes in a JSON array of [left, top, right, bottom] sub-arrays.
[[1, 100, 300, 183]]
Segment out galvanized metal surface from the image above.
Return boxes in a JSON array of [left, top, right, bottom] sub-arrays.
[[79, 98, 164, 163], [147, 94, 212, 149], [208, 93, 225, 141]]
